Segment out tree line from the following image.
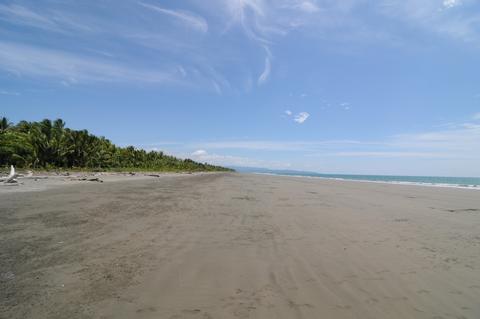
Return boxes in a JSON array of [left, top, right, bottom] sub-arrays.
[[0, 117, 232, 172]]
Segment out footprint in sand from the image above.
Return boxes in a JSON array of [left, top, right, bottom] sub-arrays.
[[288, 300, 314, 309], [417, 289, 430, 294], [365, 297, 379, 304], [178, 309, 212, 318], [336, 304, 352, 310], [136, 306, 157, 314]]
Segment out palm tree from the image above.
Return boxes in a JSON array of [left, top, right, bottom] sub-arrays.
[[0, 118, 233, 171], [0, 117, 12, 132]]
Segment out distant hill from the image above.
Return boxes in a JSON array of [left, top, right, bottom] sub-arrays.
[[0, 117, 232, 172]]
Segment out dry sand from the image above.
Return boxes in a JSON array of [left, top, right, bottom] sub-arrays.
[[1, 172, 479, 319]]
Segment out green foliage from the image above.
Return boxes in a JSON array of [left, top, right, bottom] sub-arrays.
[[0, 117, 233, 172]]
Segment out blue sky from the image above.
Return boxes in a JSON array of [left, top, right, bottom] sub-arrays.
[[1, 0, 480, 176]]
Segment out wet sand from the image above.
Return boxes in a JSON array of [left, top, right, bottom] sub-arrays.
[[1, 173, 480, 319]]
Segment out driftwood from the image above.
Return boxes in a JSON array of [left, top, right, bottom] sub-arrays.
[[24, 176, 49, 180], [84, 177, 103, 183], [21, 171, 49, 180], [2, 165, 18, 184], [2, 183, 19, 187], [70, 177, 103, 183], [55, 172, 70, 176]]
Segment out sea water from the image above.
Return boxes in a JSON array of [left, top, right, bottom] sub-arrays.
[[234, 167, 480, 189]]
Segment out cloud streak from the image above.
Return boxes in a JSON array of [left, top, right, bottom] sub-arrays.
[[294, 112, 310, 124], [325, 151, 457, 159], [186, 140, 378, 151], [189, 149, 290, 169], [0, 4, 59, 31], [297, 1, 320, 13], [443, 0, 461, 9], [258, 55, 271, 85], [176, 120, 480, 158], [139, 2, 208, 33], [1, 0, 479, 92], [0, 41, 177, 85], [0, 89, 20, 96], [142, 117, 480, 175], [0, 3, 94, 33], [379, 0, 480, 42]]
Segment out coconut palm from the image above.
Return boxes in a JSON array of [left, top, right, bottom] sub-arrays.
[[0, 117, 232, 172], [0, 117, 12, 132]]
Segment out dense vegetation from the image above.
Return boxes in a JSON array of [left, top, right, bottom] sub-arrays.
[[0, 117, 232, 172]]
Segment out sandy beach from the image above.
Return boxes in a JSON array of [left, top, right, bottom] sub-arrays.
[[1, 172, 479, 319]]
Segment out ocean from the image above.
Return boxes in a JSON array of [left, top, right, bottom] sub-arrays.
[[232, 167, 480, 189]]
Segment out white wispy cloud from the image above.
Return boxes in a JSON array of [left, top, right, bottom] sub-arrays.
[[258, 55, 271, 85], [150, 117, 480, 175], [393, 124, 480, 146], [192, 149, 208, 156], [139, 2, 208, 33], [294, 112, 310, 123], [188, 140, 380, 151], [443, 0, 461, 9], [0, 4, 58, 31], [189, 149, 291, 169], [222, 0, 266, 27], [198, 1, 280, 86], [0, 90, 20, 96], [326, 151, 456, 159], [379, 0, 479, 42], [473, 112, 480, 120], [0, 41, 177, 85], [211, 80, 222, 95], [1, 0, 479, 93], [0, 3, 94, 33], [257, 45, 273, 85], [184, 119, 480, 158], [285, 110, 293, 116], [290, 1, 320, 13]]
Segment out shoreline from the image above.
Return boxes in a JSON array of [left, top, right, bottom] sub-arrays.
[[2, 171, 480, 194], [251, 172, 480, 190]]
